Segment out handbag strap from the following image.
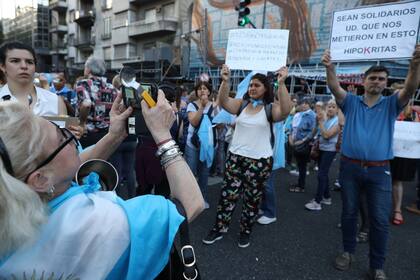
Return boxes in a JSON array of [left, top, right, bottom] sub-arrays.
[[171, 198, 199, 280]]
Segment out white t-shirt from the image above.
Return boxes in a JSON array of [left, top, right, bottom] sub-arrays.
[[186, 102, 214, 149], [0, 84, 60, 116], [229, 106, 272, 159]]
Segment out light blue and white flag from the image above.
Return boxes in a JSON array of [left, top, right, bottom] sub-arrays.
[[0, 173, 184, 280]]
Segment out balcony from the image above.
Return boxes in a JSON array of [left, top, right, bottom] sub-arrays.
[[143, 46, 173, 62], [49, 42, 67, 55], [49, 0, 68, 12], [50, 23, 68, 33], [74, 10, 95, 26], [128, 18, 177, 38], [129, 0, 154, 5], [74, 37, 95, 51]]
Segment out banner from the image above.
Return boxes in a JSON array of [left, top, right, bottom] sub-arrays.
[[393, 121, 420, 159], [330, 1, 420, 61], [225, 29, 289, 71]]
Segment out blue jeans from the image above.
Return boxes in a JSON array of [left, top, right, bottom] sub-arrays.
[[260, 171, 276, 218], [108, 141, 137, 200], [185, 144, 210, 202], [339, 159, 392, 269], [315, 151, 336, 203]]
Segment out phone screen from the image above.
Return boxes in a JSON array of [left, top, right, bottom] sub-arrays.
[[125, 88, 135, 99]]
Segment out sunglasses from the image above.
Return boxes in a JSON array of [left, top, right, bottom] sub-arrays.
[[24, 123, 79, 182], [367, 76, 387, 82]]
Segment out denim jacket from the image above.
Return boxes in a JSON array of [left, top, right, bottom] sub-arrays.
[[292, 109, 316, 141]]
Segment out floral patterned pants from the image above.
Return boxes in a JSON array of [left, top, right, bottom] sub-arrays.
[[212, 152, 272, 235]]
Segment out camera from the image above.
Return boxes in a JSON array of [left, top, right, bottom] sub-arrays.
[[120, 66, 158, 136]]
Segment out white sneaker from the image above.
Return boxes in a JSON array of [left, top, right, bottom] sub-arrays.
[[314, 166, 318, 171], [306, 171, 310, 175], [334, 180, 341, 188], [204, 202, 210, 209], [305, 200, 322, 211], [289, 170, 299, 176], [257, 216, 277, 225], [321, 197, 332, 205]]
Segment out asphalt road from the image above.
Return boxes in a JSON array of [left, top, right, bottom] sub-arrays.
[[188, 159, 420, 280]]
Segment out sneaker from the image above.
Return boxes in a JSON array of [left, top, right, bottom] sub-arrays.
[[289, 169, 299, 176], [334, 252, 354, 271], [356, 231, 369, 243], [305, 199, 322, 211], [306, 171, 310, 175], [366, 269, 387, 280], [238, 233, 250, 248], [204, 202, 210, 209], [321, 197, 332, 205], [257, 216, 277, 225], [314, 166, 319, 171], [202, 230, 223, 245]]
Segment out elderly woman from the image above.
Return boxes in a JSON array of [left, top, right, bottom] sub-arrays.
[[0, 41, 83, 138], [202, 65, 292, 248], [0, 91, 204, 279]]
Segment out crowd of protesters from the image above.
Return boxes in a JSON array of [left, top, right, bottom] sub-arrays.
[[0, 39, 419, 280]]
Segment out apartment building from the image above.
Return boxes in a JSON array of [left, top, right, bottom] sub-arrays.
[[50, 0, 69, 72], [3, 1, 50, 72], [67, 0, 195, 81]]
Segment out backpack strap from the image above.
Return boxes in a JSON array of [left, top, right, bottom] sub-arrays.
[[237, 99, 250, 116], [170, 198, 199, 280]]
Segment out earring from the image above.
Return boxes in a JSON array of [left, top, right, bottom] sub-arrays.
[[47, 185, 55, 198]]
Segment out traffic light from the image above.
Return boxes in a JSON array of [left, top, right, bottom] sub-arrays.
[[236, 0, 251, 27]]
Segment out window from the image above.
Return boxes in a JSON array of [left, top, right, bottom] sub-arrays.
[[114, 44, 126, 59], [102, 0, 112, 10], [145, 9, 156, 24], [114, 11, 128, 28], [102, 17, 111, 39], [163, 3, 174, 19], [69, 10, 75, 23], [103, 47, 112, 60]]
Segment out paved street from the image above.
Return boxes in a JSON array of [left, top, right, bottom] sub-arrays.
[[189, 159, 420, 280]]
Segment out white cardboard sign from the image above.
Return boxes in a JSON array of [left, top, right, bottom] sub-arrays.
[[330, 1, 420, 61], [225, 29, 289, 71], [393, 121, 420, 159]]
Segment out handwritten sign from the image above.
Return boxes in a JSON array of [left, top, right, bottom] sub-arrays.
[[330, 1, 420, 61], [393, 121, 420, 159], [225, 29, 289, 71]]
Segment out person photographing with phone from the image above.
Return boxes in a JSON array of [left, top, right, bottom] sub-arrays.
[[0, 90, 204, 279]]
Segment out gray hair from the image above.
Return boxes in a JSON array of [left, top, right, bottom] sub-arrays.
[[0, 101, 48, 257], [85, 56, 106, 76]]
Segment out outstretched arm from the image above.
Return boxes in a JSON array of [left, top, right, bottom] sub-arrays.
[[321, 49, 347, 104], [398, 44, 420, 107], [272, 66, 292, 122]]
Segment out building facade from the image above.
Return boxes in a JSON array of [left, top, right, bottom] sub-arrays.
[[66, 0, 195, 82], [3, 1, 50, 72]]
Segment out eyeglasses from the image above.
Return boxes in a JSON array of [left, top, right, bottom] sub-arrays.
[[0, 137, 15, 176], [367, 76, 387, 82], [24, 123, 79, 182]]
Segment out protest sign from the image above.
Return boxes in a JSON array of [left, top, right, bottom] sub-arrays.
[[225, 29, 289, 71], [329, 1, 420, 61], [393, 121, 420, 159]]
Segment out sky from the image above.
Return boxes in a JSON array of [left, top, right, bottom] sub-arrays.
[[0, 0, 47, 19]]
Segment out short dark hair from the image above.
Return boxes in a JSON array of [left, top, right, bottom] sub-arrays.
[[194, 81, 212, 96], [364, 65, 389, 78], [243, 73, 274, 104], [0, 41, 37, 65]]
